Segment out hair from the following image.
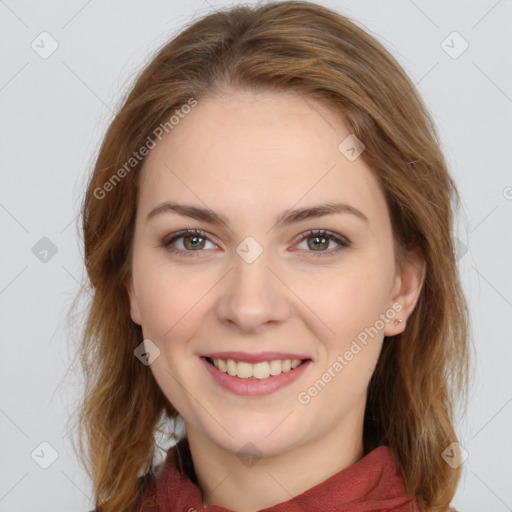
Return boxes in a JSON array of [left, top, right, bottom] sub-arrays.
[[76, 1, 470, 511]]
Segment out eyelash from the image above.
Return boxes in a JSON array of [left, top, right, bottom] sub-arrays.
[[161, 229, 351, 258]]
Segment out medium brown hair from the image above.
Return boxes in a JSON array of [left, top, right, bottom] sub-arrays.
[[76, 2, 470, 510]]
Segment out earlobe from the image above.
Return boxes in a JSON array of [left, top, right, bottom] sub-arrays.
[[126, 276, 142, 326], [384, 249, 426, 337]]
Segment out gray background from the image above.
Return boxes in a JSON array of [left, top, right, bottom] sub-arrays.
[[1, 0, 511, 510]]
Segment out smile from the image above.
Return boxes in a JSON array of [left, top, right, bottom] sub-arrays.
[[208, 357, 303, 379], [201, 356, 312, 396]]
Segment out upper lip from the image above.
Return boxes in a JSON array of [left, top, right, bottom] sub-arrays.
[[202, 351, 311, 363]]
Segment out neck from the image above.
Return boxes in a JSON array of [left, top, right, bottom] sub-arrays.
[[186, 411, 365, 511]]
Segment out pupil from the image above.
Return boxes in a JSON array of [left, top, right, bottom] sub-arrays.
[[186, 235, 204, 249], [310, 236, 327, 250]]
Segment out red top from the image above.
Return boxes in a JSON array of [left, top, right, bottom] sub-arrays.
[[140, 440, 419, 511]]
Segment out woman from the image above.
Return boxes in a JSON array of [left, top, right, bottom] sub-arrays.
[[77, 1, 469, 510]]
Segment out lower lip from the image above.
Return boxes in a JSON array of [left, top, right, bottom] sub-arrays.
[[201, 357, 312, 396]]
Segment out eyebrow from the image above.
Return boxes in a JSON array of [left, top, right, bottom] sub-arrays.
[[146, 201, 369, 228]]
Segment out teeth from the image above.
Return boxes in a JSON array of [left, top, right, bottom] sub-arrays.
[[217, 359, 227, 372], [237, 361, 253, 378], [253, 362, 270, 379], [269, 360, 282, 375], [211, 358, 304, 379], [227, 359, 237, 376]]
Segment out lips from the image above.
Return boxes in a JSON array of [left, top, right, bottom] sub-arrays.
[[200, 352, 312, 396]]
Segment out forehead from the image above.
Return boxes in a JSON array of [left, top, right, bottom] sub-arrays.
[[137, 90, 386, 222]]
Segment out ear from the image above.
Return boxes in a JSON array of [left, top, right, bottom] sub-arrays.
[[383, 249, 426, 337], [126, 275, 142, 326]]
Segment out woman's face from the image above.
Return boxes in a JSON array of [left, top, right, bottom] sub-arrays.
[[127, 89, 415, 459]]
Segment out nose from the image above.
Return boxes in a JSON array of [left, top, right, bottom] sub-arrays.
[[215, 247, 291, 334]]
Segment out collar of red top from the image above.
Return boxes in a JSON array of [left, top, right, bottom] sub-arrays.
[[140, 438, 418, 512]]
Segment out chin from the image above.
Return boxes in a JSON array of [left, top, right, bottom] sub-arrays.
[[206, 421, 303, 459]]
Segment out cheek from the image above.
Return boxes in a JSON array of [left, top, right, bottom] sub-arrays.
[[132, 255, 214, 340], [297, 268, 391, 411], [295, 260, 394, 340], [296, 259, 393, 396]]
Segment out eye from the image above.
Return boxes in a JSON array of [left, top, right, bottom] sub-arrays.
[[161, 228, 350, 258], [162, 229, 217, 256], [295, 230, 350, 257]]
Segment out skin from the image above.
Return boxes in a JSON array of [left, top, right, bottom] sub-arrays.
[[127, 88, 425, 511]]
